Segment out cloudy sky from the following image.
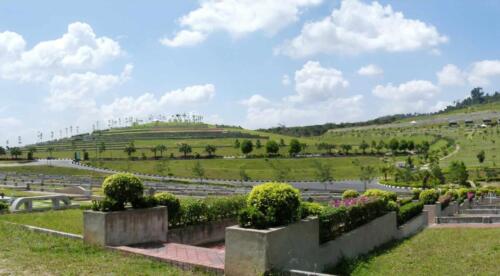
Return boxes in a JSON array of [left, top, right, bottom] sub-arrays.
[[1, 0, 500, 145]]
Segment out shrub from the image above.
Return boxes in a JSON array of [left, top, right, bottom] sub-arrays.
[[342, 189, 359, 200], [238, 207, 267, 229], [438, 194, 452, 210], [90, 198, 122, 212], [457, 188, 469, 199], [102, 173, 144, 210], [419, 189, 439, 204], [247, 182, 301, 227], [411, 188, 422, 200], [0, 201, 8, 211], [397, 201, 424, 225], [386, 200, 399, 212], [170, 196, 246, 228], [319, 197, 389, 243], [155, 192, 181, 223], [445, 189, 458, 200], [131, 195, 158, 209], [397, 198, 413, 206], [363, 189, 397, 202], [300, 201, 325, 218]]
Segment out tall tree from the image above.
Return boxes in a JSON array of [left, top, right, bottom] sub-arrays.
[[477, 150, 486, 164], [205, 144, 217, 157], [9, 147, 22, 159], [98, 142, 106, 158], [288, 139, 302, 157], [192, 161, 205, 183], [359, 165, 377, 191], [123, 142, 137, 158], [157, 144, 167, 158], [240, 140, 253, 155], [265, 140, 280, 155], [359, 140, 369, 154], [313, 160, 333, 190], [178, 143, 192, 158]]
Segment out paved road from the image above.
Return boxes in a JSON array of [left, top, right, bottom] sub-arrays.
[[0, 159, 408, 193]]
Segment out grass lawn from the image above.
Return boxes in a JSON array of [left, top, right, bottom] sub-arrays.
[[0, 188, 46, 197], [0, 209, 83, 235], [0, 165, 108, 178], [0, 222, 205, 275], [331, 228, 500, 275], [88, 156, 386, 180]]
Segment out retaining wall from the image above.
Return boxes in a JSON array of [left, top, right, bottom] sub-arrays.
[[83, 206, 168, 246], [167, 218, 236, 245], [225, 211, 426, 276]]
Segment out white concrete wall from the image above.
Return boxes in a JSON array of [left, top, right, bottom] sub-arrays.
[[167, 218, 236, 245], [226, 212, 412, 275], [396, 211, 428, 239], [83, 206, 168, 246]]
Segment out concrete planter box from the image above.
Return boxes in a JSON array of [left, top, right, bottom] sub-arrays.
[[396, 211, 428, 239], [167, 218, 237, 245], [83, 206, 168, 246], [225, 212, 399, 276], [441, 201, 458, 216], [423, 203, 441, 224]]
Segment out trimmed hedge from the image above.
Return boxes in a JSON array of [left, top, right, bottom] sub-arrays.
[[319, 197, 389, 243], [419, 189, 439, 204], [171, 195, 246, 228], [300, 201, 325, 219], [245, 182, 301, 228], [397, 201, 424, 226], [342, 189, 359, 200], [155, 192, 181, 224], [102, 173, 144, 210], [363, 189, 397, 202], [0, 201, 8, 211]]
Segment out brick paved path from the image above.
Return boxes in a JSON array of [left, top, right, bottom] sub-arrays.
[[115, 242, 225, 274]]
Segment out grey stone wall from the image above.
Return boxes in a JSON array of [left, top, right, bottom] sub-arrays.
[[167, 218, 237, 245]]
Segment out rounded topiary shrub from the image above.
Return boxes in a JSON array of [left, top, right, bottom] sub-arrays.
[[247, 182, 301, 227], [363, 189, 397, 202], [238, 206, 267, 229], [412, 188, 422, 200], [419, 189, 439, 204], [155, 192, 181, 222], [102, 173, 144, 210], [342, 189, 359, 200], [300, 201, 325, 218]]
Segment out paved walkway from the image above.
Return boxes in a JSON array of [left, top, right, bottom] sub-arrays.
[[115, 242, 225, 274]]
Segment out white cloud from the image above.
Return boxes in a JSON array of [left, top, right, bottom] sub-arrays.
[[99, 84, 216, 119], [358, 64, 383, 76], [277, 0, 447, 57], [0, 22, 123, 82], [159, 30, 206, 47], [288, 61, 348, 103], [282, 74, 291, 86], [373, 80, 439, 101], [372, 80, 440, 113], [46, 64, 133, 111], [162, 0, 323, 47], [241, 61, 361, 128], [468, 60, 500, 86], [437, 64, 465, 86]]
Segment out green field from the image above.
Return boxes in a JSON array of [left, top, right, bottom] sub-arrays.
[[0, 209, 84, 234], [332, 228, 500, 275], [0, 165, 107, 177], [88, 156, 386, 180], [0, 222, 204, 275]]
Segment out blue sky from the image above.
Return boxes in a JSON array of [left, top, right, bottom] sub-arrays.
[[1, 0, 500, 146]]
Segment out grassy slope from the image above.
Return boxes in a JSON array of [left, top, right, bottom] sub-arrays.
[[91, 156, 386, 181], [0, 222, 204, 275], [333, 228, 500, 275], [0, 165, 107, 177], [0, 209, 83, 234]]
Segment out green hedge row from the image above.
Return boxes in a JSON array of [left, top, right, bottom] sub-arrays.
[[319, 198, 389, 243], [168, 195, 246, 228], [397, 201, 424, 226]]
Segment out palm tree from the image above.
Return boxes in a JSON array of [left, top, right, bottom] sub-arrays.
[[178, 143, 192, 158], [205, 144, 217, 157], [150, 146, 158, 159]]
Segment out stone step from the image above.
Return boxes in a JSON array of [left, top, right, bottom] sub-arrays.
[[437, 215, 500, 224], [470, 205, 500, 210], [461, 209, 500, 215]]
